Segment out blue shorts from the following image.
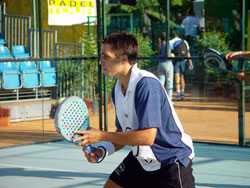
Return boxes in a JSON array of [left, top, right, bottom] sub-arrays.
[[174, 60, 186, 74]]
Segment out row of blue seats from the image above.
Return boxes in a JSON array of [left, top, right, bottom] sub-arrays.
[[0, 61, 57, 89], [0, 44, 56, 89], [0, 45, 30, 59]]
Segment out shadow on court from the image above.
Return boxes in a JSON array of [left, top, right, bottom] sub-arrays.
[[0, 167, 108, 180]]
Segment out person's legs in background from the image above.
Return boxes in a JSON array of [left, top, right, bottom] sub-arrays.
[[157, 63, 166, 87], [158, 61, 174, 102], [174, 60, 186, 101], [174, 61, 181, 101], [179, 60, 186, 100], [166, 61, 174, 101], [174, 73, 181, 101], [180, 73, 185, 100]]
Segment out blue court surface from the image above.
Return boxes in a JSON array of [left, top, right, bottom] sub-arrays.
[[0, 142, 250, 188]]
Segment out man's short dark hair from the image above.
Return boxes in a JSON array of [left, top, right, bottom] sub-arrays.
[[171, 30, 178, 38], [188, 8, 194, 16], [101, 32, 138, 64]]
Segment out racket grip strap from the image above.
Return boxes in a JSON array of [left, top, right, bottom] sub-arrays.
[[97, 146, 106, 163]]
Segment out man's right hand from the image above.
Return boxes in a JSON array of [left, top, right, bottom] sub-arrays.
[[82, 147, 103, 163]]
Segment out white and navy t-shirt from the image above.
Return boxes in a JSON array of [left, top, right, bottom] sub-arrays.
[[169, 37, 190, 51], [112, 64, 194, 171]]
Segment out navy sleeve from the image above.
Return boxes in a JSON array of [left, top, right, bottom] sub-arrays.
[[111, 85, 122, 130], [135, 77, 165, 129]]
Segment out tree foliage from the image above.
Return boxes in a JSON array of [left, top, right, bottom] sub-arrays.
[[79, 32, 98, 100]]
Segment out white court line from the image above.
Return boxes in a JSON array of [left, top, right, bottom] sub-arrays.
[[196, 186, 213, 188], [0, 163, 81, 173]]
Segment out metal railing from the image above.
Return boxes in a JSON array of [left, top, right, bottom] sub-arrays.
[[55, 42, 83, 57], [4, 14, 31, 50], [0, 2, 6, 35], [29, 28, 57, 58]]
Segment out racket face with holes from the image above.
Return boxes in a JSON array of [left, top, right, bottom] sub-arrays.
[[54, 96, 89, 143], [204, 48, 233, 71]]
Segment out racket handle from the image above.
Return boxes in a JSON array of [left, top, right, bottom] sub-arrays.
[[84, 145, 99, 163], [84, 145, 93, 153], [72, 135, 99, 162]]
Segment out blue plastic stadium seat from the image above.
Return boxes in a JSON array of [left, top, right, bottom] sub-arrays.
[[12, 45, 30, 59], [0, 46, 12, 59], [20, 61, 41, 88], [0, 62, 22, 89], [39, 61, 57, 87]]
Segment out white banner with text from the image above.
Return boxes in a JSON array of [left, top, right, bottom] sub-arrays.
[[48, 0, 97, 26]]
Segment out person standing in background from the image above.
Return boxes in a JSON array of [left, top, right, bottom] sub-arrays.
[[157, 32, 174, 102], [170, 31, 193, 101], [181, 8, 200, 48]]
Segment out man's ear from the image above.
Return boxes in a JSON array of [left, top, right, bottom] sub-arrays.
[[121, 55, 129, 63]]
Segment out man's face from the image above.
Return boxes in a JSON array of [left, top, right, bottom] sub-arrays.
[[99, 44, 123, 77]]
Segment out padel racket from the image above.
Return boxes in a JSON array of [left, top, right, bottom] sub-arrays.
[[54, 96, 96, 159], [204, 48, 239, 72]]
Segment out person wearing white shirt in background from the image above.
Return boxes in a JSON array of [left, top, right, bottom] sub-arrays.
[[170, 31, 193, 101]]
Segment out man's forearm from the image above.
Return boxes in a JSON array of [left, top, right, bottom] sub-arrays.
[[101, 128, 157, 146], [242, 51, 250, 59]]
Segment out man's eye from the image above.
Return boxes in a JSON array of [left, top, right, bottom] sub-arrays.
[[101, 55, 110, 60]]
